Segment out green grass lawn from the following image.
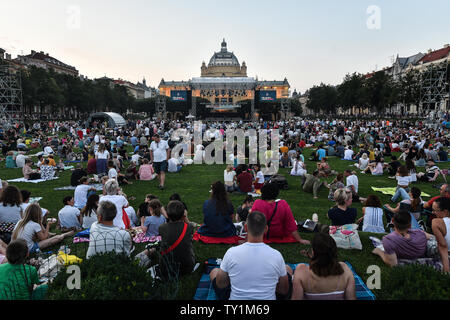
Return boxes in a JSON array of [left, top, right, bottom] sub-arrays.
[[2, 148, 449, 299]]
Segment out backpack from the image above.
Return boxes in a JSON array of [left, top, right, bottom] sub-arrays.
[[267, 174, 289, 190]]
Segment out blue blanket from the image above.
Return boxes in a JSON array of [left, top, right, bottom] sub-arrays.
[[194, 258, 375, 300]]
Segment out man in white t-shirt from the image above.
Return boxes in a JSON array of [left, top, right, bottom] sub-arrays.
[[343, 147, 354, 160], [86, 200, 132, 259], [209, 211, 290, 300], [15, 153, 27, 168], [344, 169, 365, 203], [150, 134, 170, 190], [58, 196, 82, 229]]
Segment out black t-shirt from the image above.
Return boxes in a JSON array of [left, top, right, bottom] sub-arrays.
[[327, 207, 357, 226], [158, 221, 195, 276], [389, 160, 401, 172]]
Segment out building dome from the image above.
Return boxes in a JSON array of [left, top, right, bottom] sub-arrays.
[[208, 39, 240, 67]]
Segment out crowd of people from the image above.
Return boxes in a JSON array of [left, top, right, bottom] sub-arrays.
[[0, 115, 449, 300]]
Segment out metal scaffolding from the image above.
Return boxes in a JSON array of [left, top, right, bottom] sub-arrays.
[[419, 60, 449, 114], [280, 98, 291, 120], [0, 65, 23, 126], [155, 95, 167, 120]]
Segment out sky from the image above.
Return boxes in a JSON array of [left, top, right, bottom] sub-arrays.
[[1, 0, 449, 94]]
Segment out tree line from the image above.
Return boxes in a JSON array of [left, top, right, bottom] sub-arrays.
[[305, 64, 450, 115]]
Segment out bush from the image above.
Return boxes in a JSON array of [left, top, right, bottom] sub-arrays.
[[378, 264, 450, 300], [46, 252, 179, 300]]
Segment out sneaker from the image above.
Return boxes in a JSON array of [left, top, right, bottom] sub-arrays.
[[158, 185, 164, 190], [312, 213, 319, 223]]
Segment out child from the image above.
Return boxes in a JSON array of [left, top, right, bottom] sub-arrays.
[[142, 199, 166, 237], [5, 151, 17, 168], [0, 239, 47, 300], [253, 164, 265, 191]]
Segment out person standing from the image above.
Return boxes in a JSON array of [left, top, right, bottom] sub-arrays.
[[150, 134, 170, 190]]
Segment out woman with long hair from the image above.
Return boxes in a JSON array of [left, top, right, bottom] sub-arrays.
[[291, 232, 356, 300], [95, 143, 109, 175], [12, 203, 74, 253], [80, 194, 100, 229], [197, 181, 236, 237], [357, 195, 385, 233]]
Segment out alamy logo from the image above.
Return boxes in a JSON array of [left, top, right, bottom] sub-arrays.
[[366, 5, 381, 30]]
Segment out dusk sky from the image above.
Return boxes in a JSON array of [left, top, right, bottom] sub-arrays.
[[1, 0, 449, 93]]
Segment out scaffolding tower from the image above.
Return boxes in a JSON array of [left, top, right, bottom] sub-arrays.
[[155, 95, 167, 120], [419, 60, 449, 116], [280, 98, 291, 120], [0, 65, 23, 127]]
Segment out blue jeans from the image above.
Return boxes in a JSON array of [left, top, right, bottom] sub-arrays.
[[391, 187, 410, 202]]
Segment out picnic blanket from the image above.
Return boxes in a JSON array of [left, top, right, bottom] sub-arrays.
[[371, 187, 430, 198], [193, 231, 299, 245], [72, 228, 162, 244], [54, 183, 103, 191], [7, 177, 59, 184], [194, 258, 375, 300]]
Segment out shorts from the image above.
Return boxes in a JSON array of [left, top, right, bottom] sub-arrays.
[[30, 242, 40, 254], [153, 161, 168, 174]]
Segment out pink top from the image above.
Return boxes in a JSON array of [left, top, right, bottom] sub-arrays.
[[139, 164, 154, 180], [251, 199, 298, 238]]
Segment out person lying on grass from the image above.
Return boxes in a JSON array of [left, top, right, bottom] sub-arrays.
[[372, 209, 434, 267]]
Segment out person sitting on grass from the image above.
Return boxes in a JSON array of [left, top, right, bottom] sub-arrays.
[[141, 199, 167, 237], [391, 165, 412, 203], [356, 194, 385, 233], [74, 177, 97, 210], [316, 157, 331, 177], [235, 195, 254, 223], [372, 209, 433, 267], [80, 194, 99, 229], [197, 181, 236, 238], [209, 210, 291, 300], [431, 197, 450, 273], [86, 200, 132, 259], [20, 190, 49, 222], [364, 156, 384, 176], [327, 173, 345, 201], [290, 154, 307, 177], [12, 203, 74, 254], [70, 163, 87, 187], [252, 182, 310, 245], [39, 159, 56, 181], [236, 164, 253, 194], [135, 200, 196, 277], [138, 159, 156, 181], [355, 153, 370, 172], [0, 239, 48, 300], [327, 188, 357, 227], [291, 232, 356, 300], [58, 196, 82, 231], [22, 159, 41, 180]]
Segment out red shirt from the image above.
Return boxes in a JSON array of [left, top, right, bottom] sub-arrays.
[[299, 140, 306, 148], [251, 199, 298, 238], [237, 171, 253, 192], [87, 158, 97, 174]]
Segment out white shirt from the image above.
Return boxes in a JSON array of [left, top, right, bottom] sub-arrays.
[[96, 150, 109, 160], [168, 158, 180, 172], [346, 174, 359, 193], [58, 205, 81, 229], [15, 154, 27, 168], [99, 195, 128, 229], [150, 140, 169, 162], [44, 146, 54, 154], [224, 170, 236, 184], [74, 184, 93, 209], [108, 168, 118, 180], [256, 171, 265, 184], [220, 242, 287, 300], [396, 175, 411, 186], [344, 149, 354, 160], [13, 220, 42, 251], [131, 154, 141, 165]]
